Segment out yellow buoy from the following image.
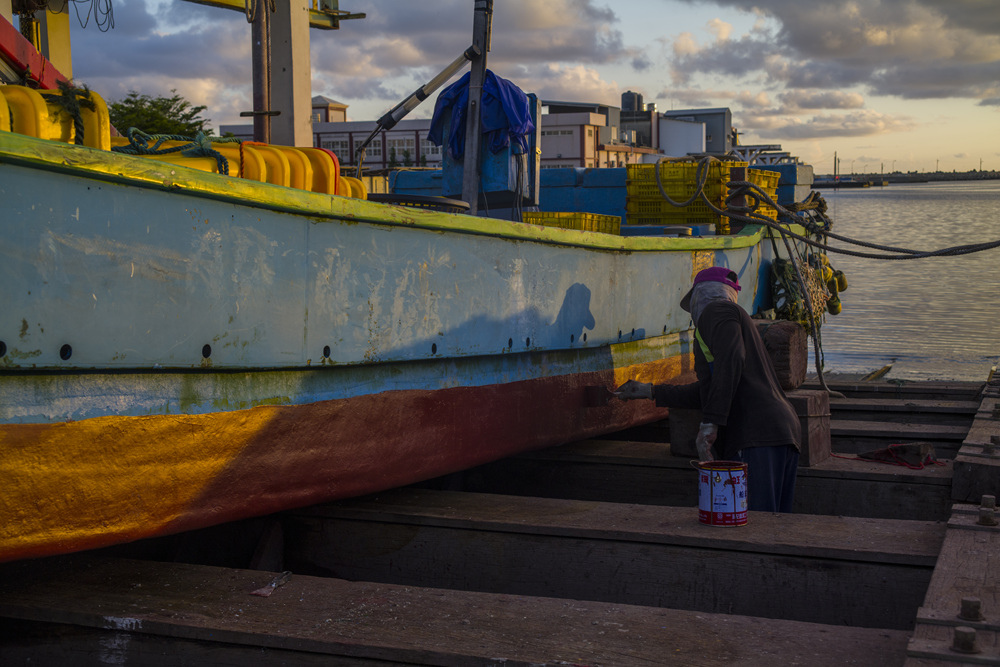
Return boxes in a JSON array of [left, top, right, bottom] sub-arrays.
[[834, 269, 848, 291]]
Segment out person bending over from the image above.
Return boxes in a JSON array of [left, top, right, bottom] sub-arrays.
[[616, 267, 801, 512]]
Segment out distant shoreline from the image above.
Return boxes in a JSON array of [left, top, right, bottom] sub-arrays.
[[814, 171, 1000, 184]]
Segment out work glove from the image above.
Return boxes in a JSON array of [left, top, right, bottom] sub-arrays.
[[614, 380, 653, 401], [696, 422, 717, 462]]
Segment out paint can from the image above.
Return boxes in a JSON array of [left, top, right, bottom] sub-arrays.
[[696, 460, 748, 526]]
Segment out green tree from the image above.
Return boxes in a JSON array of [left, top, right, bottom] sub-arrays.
[[109, 90, 213, 136]]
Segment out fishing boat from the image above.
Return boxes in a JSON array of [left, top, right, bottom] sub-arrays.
[[0, 8, 810, 564]]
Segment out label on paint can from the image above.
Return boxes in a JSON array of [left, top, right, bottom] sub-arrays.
[[697, 460, 748, 526]]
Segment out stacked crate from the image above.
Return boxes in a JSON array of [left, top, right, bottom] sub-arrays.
[[748, 168, 781, 220], [625, 160, 748, 234], [522, 211, 621, 235]]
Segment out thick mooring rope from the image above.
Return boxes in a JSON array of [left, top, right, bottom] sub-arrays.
[[111, 128, 236, 175]]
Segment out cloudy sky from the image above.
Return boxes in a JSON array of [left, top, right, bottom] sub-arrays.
[[66, 0, 1000, 174]]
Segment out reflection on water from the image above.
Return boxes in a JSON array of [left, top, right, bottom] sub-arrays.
[[812, 180, 1000, 381]]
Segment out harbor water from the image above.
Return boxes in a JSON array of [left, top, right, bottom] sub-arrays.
[[810, 179, 1000, 382]]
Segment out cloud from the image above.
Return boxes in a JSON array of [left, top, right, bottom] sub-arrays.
[[778, 90, 866, 111], [707, 19, 732, 42], [670, 0, 1000, 104], [517, 63, 621, 106], [740, 109, 918, 140]]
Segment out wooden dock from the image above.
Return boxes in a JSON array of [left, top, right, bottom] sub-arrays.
[[1, 377, 999, 665]]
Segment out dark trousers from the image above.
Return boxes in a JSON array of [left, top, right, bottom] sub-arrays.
[[735, 444, 798, 512]]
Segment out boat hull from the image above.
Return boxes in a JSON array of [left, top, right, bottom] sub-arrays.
[[0, 132, 783, 561]]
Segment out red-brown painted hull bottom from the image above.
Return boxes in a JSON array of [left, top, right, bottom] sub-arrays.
[[164, 367, 681, 536], [2, 357, 691, 562]]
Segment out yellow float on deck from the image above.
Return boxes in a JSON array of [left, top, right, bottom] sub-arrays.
[[1, 84, 359, 198]]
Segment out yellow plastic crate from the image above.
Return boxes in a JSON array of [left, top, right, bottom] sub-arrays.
[[748, 168, 780, 220], [522, 211, 621, 235], [626, 161, 748, 233], [626, 160, 748, 185]]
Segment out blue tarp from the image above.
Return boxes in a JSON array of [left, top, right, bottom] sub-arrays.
[[428, 70, 534, 159]]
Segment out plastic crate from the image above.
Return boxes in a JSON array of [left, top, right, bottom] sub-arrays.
[[626, 160, 748, 184], [522, 211, 621, 235], [748, 169, 780, 220], [626, 197, 715, 218], [749, 168, 780, 194], [625, 161, 748, 233]]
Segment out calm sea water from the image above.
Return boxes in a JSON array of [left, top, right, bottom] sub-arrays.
[[807, 179, 1000, 382]]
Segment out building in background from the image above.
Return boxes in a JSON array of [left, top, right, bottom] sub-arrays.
[[620, 90, 659, 150], [220, 93, 734, 170], [661, 108, 732, 155], [311, 96, 347, 123]]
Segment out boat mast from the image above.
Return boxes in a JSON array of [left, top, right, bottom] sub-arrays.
[[247, 0, 274, 143], [183, 1, 364, 146], [461, 0, 492, 214]]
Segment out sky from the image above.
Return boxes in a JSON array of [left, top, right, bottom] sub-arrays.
[[63, 0, 1000, 175]]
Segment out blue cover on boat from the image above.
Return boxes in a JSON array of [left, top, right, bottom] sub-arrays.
[[428, 70, 535, 159]]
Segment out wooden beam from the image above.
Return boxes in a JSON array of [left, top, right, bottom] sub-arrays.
[[907, 503, 1000, 663], [0, 556, 912, 665], [423, 437, 954, 520], [285, 488, 943, 629]]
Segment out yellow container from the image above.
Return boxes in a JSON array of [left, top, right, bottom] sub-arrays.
[[748, 168, 780, 220], [625, 160, 748, 232], [110, 138, 269, 183], [1, 86, 50, 141], [0, 85, 110, 150], [298, 147, 340, 195], [342, 176, 367, 199], [522, 211, 621, 235], [0, 91, 10, 133], [245, 144, 291, 187], [271, 146, 313, 191]]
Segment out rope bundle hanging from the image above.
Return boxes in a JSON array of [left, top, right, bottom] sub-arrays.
[[244, 0, 276, 23], [51, 80, 97, 146]]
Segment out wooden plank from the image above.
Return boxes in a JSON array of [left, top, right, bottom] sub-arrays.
[[831, 399, 981, 414], [284, 489, 942, 629], [804, 379, 984, 401], [301, 489, 942, 564], [906, 505, 1000, 665], [830, 398, 979, 427], [953, 453, 1000, 504], [952, 384, 1000, 502], [426, 438, 954, 520], [833, 420, 969, 441], [0, 556, 913, 667]]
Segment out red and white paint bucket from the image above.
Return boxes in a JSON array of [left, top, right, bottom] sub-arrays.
[[696, 460, 748, 526]]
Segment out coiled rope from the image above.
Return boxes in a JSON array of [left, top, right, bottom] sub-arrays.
[[111, 128, 238, 176]]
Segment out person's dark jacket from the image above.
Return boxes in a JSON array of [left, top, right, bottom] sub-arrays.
[[652, 300, 801, 460]]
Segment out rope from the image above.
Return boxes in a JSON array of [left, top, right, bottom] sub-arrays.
[[830, 449, 945, 470], [719, 179, 1000, 260], [244, 0, 275, 23], [52, 80, 96, 146], [70, 0, 115, 32], [111, 128, 232, 176]]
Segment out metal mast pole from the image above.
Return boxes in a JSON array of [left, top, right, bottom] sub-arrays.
[[461, 0, 492, 214], [250, 0, 273, 143]]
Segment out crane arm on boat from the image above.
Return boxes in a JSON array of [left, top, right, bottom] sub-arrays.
[[353, 45, 480, 174]]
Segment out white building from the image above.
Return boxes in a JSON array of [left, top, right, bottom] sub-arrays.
[[219, 96, 725, 170]]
